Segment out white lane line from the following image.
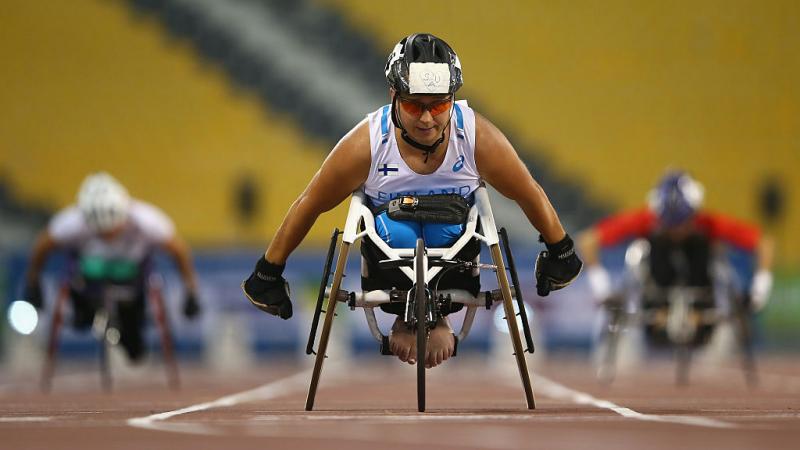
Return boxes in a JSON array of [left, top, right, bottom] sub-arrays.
[[250, 413, 637, 423], [128, 363, 735, 435], [532, 373, 737, 429], [0, 416, 52, 423], [253, 414, 543, 422], [238, 423, 553, 449], [127, 368, 314, 434]]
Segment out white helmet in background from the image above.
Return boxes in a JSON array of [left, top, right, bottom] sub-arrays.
[[77, 172, 131, 232]]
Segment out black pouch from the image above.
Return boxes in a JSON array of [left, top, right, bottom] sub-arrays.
[[379, 194, 469, 224]]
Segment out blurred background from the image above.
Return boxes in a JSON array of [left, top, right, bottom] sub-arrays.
[[1, 0, 798, 374]]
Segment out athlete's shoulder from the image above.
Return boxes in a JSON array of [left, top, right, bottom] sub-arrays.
[[363, 103, 393, 148], [331, 118, 371, 163], [695, 209, 749, 224], [342, 117, 371, 147], [472, 110, 504, 142], [48, 205, 88, 243], [366, 103, 392, 122], [694, 209, 760, 234], [601, 207, 654, 224], [129, 200, 175, 241]]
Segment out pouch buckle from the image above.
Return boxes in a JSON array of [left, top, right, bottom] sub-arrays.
[[399, 196, 419, 211]]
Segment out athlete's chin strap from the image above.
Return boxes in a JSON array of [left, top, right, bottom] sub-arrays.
[[391, 94, 452, 163]]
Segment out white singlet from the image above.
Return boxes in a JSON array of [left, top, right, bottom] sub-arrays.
[[363, 100, 481, 206], [48, 200, 175, 263]]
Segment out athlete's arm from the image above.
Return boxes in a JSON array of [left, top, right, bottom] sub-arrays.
[[19, 231, 58, 308], [756, 234, 775, 271], [265, 120, 372, 264], [578, 208, 656, 266], [162, 235, 199, 294], [474, 113, 565, 244], [25, 231, 58, 287], [474, 113, 581, 296], [577, 229, 602, 266], [162, 234, 202, 318]]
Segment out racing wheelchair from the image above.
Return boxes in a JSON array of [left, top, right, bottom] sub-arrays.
[[594, 238, 757, 387], [305, 185, 536, 412], [40, 272, 180, 393]]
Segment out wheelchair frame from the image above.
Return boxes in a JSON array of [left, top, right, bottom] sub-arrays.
[[595, 239, 758, 387], [40, 273, 180, 393], [305, 185, 536, 412]]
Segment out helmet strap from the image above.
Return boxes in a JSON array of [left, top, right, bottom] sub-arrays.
[[390, 93, 451, 163]]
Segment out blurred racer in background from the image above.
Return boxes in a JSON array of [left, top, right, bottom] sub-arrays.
[[578, 169, 775, 313], [22, 172, 201, 362]]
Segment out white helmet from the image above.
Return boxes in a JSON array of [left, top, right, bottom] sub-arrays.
[[77, 172, 130, 232]]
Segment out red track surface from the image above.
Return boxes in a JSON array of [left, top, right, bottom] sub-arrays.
[[2, 356, 799, 450]]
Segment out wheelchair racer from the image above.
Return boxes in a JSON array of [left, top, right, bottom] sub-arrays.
[[22, 172, 201, 362], [578, 170, 775, 321], [243, 33, 582, 368]]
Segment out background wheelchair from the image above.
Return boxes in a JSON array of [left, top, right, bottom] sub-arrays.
[[305, 185, 536, 412], [595, 238, 757, 387], [40, 270, 180, 393]]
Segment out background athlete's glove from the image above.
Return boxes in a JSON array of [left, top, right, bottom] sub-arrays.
[[535, 234, 583, 297], [182, 291, 201, 320], [23, 281, 44, 310], [242, 256, 293, 320], [586, 265, 612, 304], [749, 269, 773, 313]]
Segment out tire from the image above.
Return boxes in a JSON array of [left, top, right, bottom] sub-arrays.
[[307, 229, 339, 355], [415, 238, 427, 412], [491, 244, 535, 409], [499, 228, 534, 353], [305, 241, 351, 411]]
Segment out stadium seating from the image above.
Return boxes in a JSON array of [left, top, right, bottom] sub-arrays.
[[0, 0, 346, 245], [2, 0, 796, 260], [320, 0, 800, 262]]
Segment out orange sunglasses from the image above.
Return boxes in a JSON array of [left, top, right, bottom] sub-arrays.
[[397, 95, 453, 118]]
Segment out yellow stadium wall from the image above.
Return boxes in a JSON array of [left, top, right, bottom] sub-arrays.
[[322, 0, 800, 265], [0, 0, 347, 247]]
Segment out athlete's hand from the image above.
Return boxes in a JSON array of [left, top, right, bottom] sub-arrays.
[[242, 256, 293, 320], [535, 234, 583, 297], [586, 265, 612, 303], [183, 291, 201, 319], [749, 269, 773, 312], [23, 281, 44, 310]]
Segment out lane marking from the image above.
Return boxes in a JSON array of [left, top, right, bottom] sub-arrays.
[[251, 413, 649, 423], [0, 416, 52, 422], [237, 423, 559, 449], [128, 363, 736, 435], [531, 373, 737, 429], [127, 368, 314, 433]]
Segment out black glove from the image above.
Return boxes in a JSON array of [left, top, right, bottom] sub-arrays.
[[535, 234, 583, 297], [183, 291, 201, 319], [242, 256, 293, 320], [23, 281, 43, 310]]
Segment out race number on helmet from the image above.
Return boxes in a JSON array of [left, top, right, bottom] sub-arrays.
[[385, 33, 463, 96], [77, 172, 131, 232]]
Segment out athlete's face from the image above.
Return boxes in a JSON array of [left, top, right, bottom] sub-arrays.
[[391, 89, 453, 145], [98, 222, 126, 241], [663, 219, 696, 242]]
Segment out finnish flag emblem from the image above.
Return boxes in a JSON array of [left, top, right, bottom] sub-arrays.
[[378, 163, 399, 176]]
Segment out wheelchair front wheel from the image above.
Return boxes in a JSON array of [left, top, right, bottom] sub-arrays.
[[415, 238, 427, 412]]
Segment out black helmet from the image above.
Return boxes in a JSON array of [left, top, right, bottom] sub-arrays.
[[385, 33, 463, 95]]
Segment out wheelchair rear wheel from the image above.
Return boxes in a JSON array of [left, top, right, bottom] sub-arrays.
[[490, 244, 536, 409], [415, 238, 427, 412], [305, 241, 351, 411]]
